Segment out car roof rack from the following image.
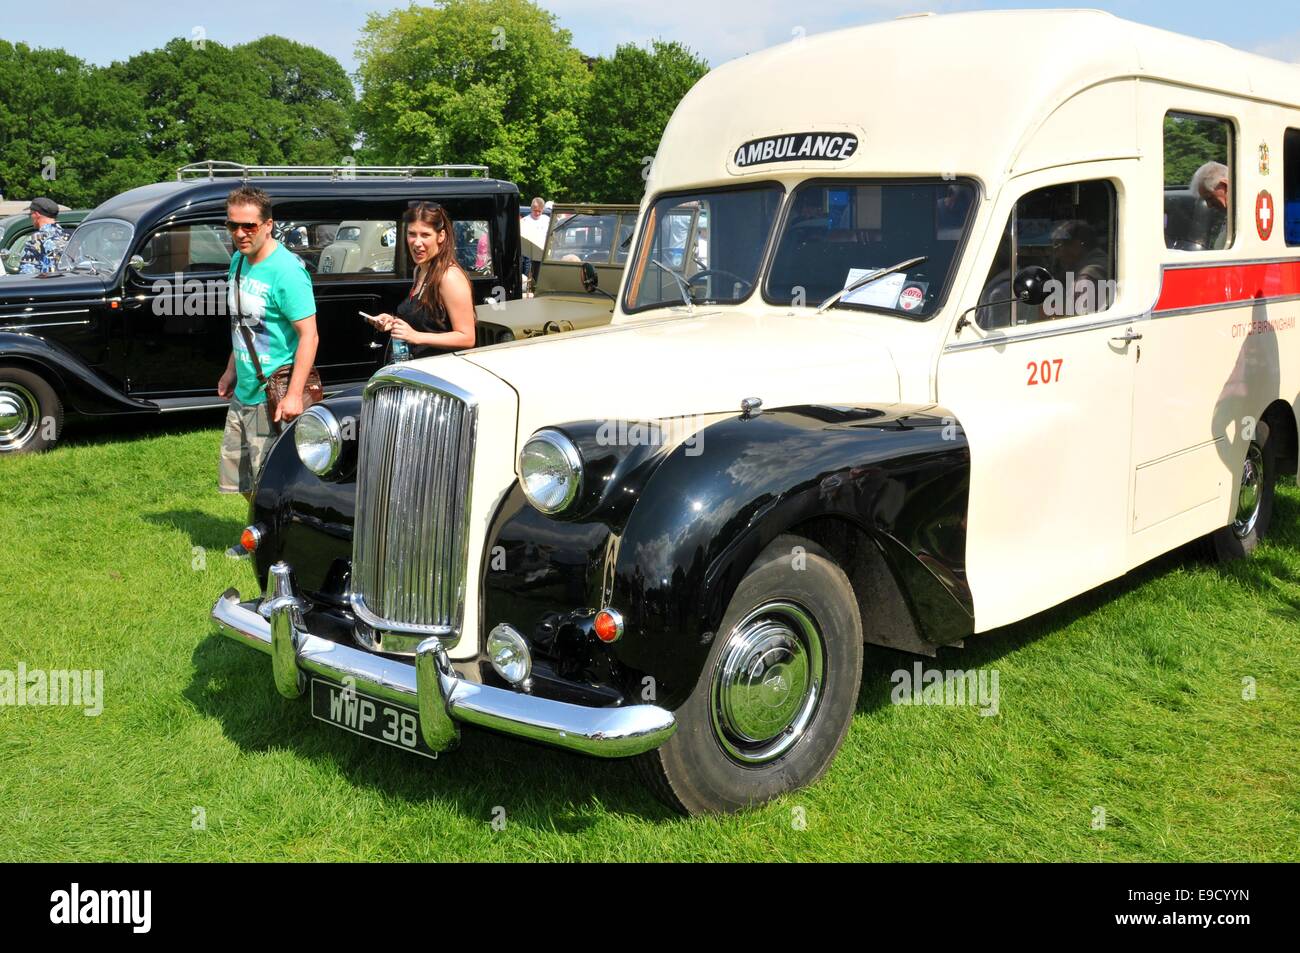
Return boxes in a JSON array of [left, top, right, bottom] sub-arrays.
[[176, 160, 491, 181]]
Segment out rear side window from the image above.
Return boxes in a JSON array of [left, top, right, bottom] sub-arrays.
[[1163, 112, 1234, 252], [277, 219, 397, 277], [976, 180, 1116, 330], [1286, 129, 1300, 247]]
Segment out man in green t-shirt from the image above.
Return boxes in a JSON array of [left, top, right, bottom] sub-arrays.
[[217, 185, 319, 557]]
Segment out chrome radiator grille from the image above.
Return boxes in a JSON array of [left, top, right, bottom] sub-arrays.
[[350, 376, 477, 639]]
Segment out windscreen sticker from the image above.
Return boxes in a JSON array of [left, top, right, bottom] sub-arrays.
[[733, 133, 859, 168], [898, 283, 929, 312], [842, 268, 906, 309]]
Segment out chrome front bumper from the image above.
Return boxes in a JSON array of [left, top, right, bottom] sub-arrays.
[[210, 563, 677, 758]]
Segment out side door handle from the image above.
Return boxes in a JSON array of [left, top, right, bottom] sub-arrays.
[[1111, 327, 1143, 343]]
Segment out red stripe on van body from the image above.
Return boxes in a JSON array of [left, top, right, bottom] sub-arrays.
[[1154, 259, 1300, 313]]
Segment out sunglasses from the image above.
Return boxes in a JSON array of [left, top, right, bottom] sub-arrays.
[[225, 220, 265, 234], [407, 201, 445, 211]]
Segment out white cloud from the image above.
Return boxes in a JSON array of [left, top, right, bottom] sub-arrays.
[[1253, 31, 1300, 63]]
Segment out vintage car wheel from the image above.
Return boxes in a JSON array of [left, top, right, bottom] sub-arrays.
[[0, 366, 62, 454], [1209, 428, 1276, 561], [636, 534, 863, 814]]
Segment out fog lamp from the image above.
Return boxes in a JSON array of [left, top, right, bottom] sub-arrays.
[[487, 624, 532, 685]]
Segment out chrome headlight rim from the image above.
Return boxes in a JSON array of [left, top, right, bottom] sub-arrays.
[[519, 428, 583, 515], [294, 405, 343, 475]]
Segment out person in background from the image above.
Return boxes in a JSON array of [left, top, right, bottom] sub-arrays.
[[17, 197, 69, 275], [369, 201, 476, 361], [519, 196, 550, 284], [1191, 161, 1230, 250], [217, 186, 319, 557]]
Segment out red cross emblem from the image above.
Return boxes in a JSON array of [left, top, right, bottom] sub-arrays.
[[1256, 190, 1275, 241]]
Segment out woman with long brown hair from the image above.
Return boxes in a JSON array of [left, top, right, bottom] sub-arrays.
[[371, 201, 476, 360]]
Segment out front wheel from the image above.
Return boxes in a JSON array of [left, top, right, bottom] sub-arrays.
[[636, 534, 863, 814], [0, 366, 62, 454], [1209, 425, 1277, 561]]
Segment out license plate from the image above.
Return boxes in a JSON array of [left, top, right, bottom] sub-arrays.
[[309, 678, 438, 760]]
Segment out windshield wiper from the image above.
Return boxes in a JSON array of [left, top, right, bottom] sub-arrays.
[[815, 256, 927, 314], [650, 258, 695, 313]]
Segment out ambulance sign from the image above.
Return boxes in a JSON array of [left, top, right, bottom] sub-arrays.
[[733, 132, 860, 168]]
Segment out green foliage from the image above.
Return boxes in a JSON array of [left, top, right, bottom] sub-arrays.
[[0, 41, 148, 208], [0, 4, 710, 211], [105, 37, 357, 181], [0, 36, 356, 209], [574, 41, 710, 203], [355, 0, 590, 197], [1164, 114, 1230, 189]]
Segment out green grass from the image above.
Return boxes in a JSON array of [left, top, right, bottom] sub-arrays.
[[1, 420, 1297, 861]]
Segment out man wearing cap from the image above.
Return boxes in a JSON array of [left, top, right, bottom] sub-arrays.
[[17, 197, 69, 275]]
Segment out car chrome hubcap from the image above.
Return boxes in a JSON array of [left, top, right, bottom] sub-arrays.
[[0, 384, 38, 451], [711, 601, 824, 764], [1232, 442, 1264, 539]]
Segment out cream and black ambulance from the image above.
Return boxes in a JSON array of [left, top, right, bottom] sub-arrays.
[[212, 10, 1300, 814]]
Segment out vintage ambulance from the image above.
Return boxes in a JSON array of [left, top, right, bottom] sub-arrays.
[[212, 10, 1300, 814]]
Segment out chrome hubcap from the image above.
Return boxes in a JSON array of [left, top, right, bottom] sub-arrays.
[[0, 384, 38, 451], [711, 601, 824, 764], [1232, 442, 1265, 539]]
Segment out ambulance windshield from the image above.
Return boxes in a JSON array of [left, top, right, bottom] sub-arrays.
[[766, 180, 977, 319], [623, 185, 783, 313]]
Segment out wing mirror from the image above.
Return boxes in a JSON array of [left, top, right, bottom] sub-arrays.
[[580, 262, 599, 293], [127, 255, 145, 274], [1012, 265, 1053, 306], [954, 265, 1055, 334]]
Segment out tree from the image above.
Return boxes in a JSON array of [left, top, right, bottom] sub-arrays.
[[107, 37, 357, 181], [0, 41, 147, 208], [1163, 114, 1230, 189], [238, 36, 357, 165], [575, 40, 709, 203], [355, 0, 590, 197]]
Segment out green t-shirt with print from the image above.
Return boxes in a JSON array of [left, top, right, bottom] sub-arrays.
[[228, 243, 316, 404]]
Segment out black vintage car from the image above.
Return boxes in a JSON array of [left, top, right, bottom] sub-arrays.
[[0, 162, 523, 453]]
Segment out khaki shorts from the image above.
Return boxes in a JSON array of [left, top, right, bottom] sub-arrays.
[[218, 398, 276, 495]]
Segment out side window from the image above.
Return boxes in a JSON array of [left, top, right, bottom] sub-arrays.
[[1163, 112, 1234, 251], [977, 180, 1117, 330], [283, 219, 397, 277], [137, 224, 233, 277], [1286, 129, 1300, 247], [452, 219, 494, 277]]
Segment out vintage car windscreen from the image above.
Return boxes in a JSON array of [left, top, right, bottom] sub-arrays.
[[546, 213, 619, 262], [624, 185, 783, 312], [765, 180, 977, 319], [60, 219, 134, 276]]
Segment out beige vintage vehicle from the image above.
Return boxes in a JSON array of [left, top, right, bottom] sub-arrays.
[[315, 220, 397, 274], [213, 10, 1300, 814], [475, 204, 638, 345]]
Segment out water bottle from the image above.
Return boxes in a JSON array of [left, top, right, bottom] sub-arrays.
[[390, 336, 411, 362]]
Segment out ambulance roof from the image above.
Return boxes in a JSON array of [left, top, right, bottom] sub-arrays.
[[649, 8, 1300, 193]]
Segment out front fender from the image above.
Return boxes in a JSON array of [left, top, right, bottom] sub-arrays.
[[250, 392, 363, 597], [605, 405, 971, 707], [0, 331, 150, 416]]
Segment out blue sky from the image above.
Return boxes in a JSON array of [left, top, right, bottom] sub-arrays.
[[3, 0, 1298, 72]]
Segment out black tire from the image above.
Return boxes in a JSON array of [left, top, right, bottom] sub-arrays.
[[636, 534, 863, 815], [1209, 423, 1276, 561], [0, 365, 62, 454]]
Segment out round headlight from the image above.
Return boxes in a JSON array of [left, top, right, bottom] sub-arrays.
[[519, 429, 582, 515], [294, 406, 342, 475], [487, 624, 532, 685]]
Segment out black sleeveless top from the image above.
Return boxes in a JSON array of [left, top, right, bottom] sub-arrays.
[[387, 276, 452, 362]]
